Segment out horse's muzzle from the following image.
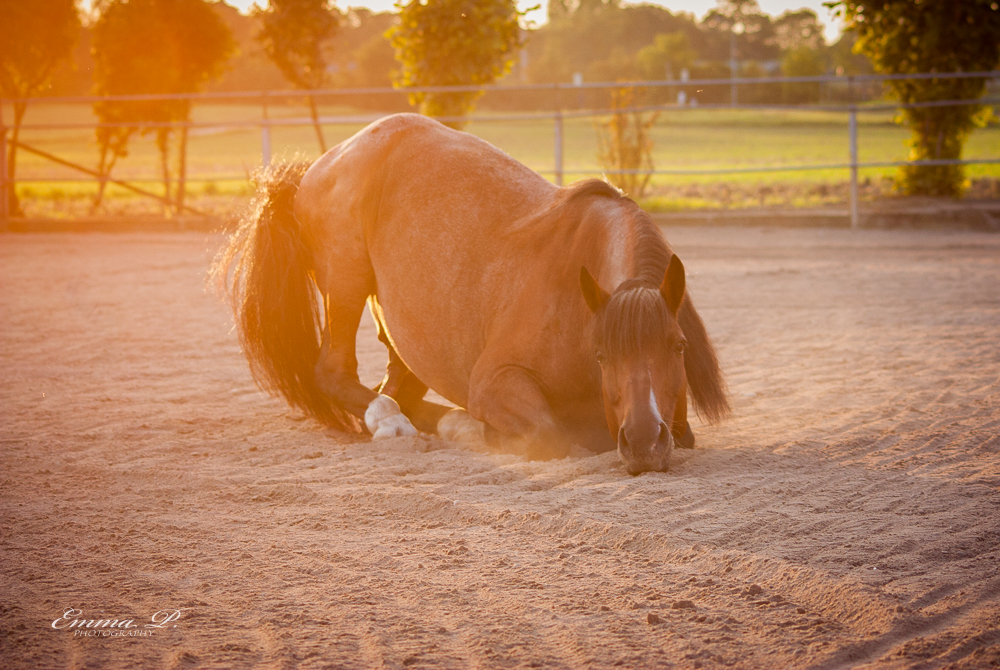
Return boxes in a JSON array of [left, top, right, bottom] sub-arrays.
[[618, 421, 673, 475]]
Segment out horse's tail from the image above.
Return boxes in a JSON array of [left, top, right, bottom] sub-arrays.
[[679, 297, 731, 424], [210, 161, 358, 431]]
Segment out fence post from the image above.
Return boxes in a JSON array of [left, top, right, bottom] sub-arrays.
[[848, 76, 859, 229], [729, 30, 738, 106], [261, 93, 272, 171], [0, 120, 8, 229], [554, 84, 563, 187]]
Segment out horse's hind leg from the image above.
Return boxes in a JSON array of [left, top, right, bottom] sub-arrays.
[[373, 313, 450, 434], [313, 271, 417, 438]]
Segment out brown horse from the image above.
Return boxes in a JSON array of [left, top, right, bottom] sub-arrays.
[[213, 113, 728, 474]]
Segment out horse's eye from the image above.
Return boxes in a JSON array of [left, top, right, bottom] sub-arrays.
[[674, 341, 686, 355], [596, 351, 605, 365]]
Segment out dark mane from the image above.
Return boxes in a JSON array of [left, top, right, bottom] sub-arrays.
[[596, 282, 670, 359], [563, 180, 673, 287]]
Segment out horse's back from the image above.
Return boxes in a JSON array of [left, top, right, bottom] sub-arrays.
[[297, 114, 554, 235]]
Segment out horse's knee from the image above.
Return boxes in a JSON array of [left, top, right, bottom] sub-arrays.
[[457, 394, 572, 460], [468, 376, 569, 460], [437, 408, 485, 445], [487, 425, 570, 461], [365, 395, 418, 439]]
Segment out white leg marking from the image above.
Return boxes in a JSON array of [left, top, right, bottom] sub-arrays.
[[437, 408, 485, 445], [364, 394, 418, 439]]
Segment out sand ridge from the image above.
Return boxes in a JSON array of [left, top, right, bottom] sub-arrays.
[[1, 227, 999, 669]]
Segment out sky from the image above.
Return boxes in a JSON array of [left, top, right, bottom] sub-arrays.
[[219, 0, 845, 42]]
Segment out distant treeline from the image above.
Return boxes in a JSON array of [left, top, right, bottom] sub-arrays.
[[45, 0, 872, 104]]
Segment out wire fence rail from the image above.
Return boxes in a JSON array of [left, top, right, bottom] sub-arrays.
[[2, 70, 998, 228]]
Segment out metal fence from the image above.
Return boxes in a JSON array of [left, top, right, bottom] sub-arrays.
[[2, 70, 998, 228]]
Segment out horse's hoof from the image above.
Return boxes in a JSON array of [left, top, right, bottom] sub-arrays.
[[438, 408, 485, 445], [372, 415, 419, 438], [365, 395, 418, 439], [676, 422, 695, 450]]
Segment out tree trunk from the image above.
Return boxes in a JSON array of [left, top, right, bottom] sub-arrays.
[[308, 95, 327, 153], [6, 102, 27, 217], [91, 139, 111, 215], [91, 131, 131, 214], [176, 125, 188, 215], [157, 129, 172, 216], [900, 108, 964, 197]]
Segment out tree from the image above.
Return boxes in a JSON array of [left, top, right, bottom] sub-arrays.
[[596, 87, 659, 200], [828, 30, 873, 77], [91, 0, 235, 214], [636, 32, 696, 81], [254, 0, 339, 152], [388, 0, 525, 128], [781, 46, 826, 103], [702, 0, 778, 63], [326, 8, 397, 89], [828, 1, 1000, 197], [772, 9, 825, 52], [0, 0, 81, 216]]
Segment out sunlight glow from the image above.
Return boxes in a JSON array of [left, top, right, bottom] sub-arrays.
[[80, 0, 842, 41]]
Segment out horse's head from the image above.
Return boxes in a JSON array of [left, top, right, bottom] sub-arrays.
[[580, 256, 687, 475]]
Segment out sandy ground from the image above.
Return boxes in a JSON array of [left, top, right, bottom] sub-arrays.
[[1, 227, 999, 670]]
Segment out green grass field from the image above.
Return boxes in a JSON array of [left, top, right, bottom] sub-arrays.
[[5, 100, 999, 215]]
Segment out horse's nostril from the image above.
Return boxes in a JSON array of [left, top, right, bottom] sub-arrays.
[[618, 426, 628, 448]]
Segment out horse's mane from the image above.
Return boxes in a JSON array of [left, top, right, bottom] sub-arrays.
[[562, 179, 731, 424]]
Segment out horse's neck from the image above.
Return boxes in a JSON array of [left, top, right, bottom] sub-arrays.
[[595, 215, 636, 293]]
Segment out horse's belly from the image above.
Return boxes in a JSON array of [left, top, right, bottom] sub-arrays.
[[371, 291, 479, 409]]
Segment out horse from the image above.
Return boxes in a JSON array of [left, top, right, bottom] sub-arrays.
[[212, 113, 729, 475]]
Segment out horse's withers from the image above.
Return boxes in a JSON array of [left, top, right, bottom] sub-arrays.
[[581, 256, 689, 475]]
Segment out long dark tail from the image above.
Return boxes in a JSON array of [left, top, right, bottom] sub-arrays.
[[679, 297, 731, 424], [210, 161, 358, 431]]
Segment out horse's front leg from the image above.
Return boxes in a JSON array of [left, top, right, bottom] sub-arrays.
[[461, 364, 571, 461], [671, 385, 695, 449]]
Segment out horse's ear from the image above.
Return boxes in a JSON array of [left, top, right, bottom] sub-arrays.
[[580, 266, 610, 313], [660, 255, 685, 314]]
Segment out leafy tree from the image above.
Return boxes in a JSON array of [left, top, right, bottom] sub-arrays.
[[528, 2, 701, 86], [0, 0, 81, 216], [254, 0, 339, 152], [388, 0, 525, 128], [772, 9, 825, 51], [781, 46, 826, 103], [327, 9, 397, 88], [828, 0, 1000, 196], [828, 30, 873, 77], [702, 0, 778, 63], [91, 0, 235, 214], [636, 32, 696, 81]]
